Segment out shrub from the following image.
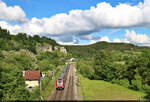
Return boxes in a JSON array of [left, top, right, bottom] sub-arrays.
[[130, 79, 142, 91], [111, 79, 130, 88], [29, 86, 40, 100], [77, 60, 94, 79]]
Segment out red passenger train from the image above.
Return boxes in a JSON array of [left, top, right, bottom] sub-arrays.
[[56, 64, 70, 90], [56, 78, 64, 90]]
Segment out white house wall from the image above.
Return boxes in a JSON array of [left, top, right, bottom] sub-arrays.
[[25, 80, 39, 88]]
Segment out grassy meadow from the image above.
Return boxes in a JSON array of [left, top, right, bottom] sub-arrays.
[[80, 75, 147, 100]]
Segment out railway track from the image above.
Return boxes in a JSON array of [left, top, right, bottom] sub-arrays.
[[49, 64, 75, 100]]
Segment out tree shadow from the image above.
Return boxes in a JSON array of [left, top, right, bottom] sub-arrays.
[[144, 91, 150, 99]]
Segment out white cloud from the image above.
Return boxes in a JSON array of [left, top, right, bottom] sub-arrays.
[[0, 21, 21, 34], [57, 39, 79, 45], [90, 40, 96, 44], [122, 38, 130, 43], [112, 38, 130, 44], [125, 30, 150, 43], [112, 30, 150, 46], [99, 36, 110, 42], [113, 38, 121, 43], [79, 34, 100, 40], [0, 0, 28, 22]]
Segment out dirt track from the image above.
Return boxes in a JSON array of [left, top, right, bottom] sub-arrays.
[[48, 64, 76, 100]]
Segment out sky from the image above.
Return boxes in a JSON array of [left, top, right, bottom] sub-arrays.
[[0, 0, 150, 46]]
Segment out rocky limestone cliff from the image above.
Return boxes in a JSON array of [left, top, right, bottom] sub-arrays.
[[36, 44, 67, 53], [60, 47, 67, 53], [36, 44, 53, 52]]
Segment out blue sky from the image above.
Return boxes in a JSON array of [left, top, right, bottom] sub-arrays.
[[3, 0, 144, 19], [0, 0, 150, 45]]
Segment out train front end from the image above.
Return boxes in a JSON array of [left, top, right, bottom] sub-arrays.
[[56, 78, 64, 90]]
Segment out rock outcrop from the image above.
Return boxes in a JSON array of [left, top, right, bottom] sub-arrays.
[[36, 44, 67, 53], [60, 47, 67, 53], [36, 44, 53, 52]]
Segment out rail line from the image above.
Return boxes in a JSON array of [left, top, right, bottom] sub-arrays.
[[49, 64, 76, 100]]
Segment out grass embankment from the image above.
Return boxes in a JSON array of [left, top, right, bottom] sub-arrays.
[[80, 75, 147, 100]]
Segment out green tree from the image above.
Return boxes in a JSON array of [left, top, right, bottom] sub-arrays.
[[77, 60, 94, 79], [0, 62, 30, 100], [93, 50, 116, 81]]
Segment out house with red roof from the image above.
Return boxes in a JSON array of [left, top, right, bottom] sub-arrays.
[[23, 70, 42, 89]]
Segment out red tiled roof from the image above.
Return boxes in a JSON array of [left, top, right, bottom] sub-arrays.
[[24, 70, 41, 80]]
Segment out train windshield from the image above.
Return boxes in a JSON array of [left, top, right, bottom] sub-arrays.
[[58, 79, 62, 85], [58, 79, 62, 83]]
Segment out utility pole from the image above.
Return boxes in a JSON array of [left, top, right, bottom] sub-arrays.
[[52, 69, 55, 83], [40, 77, 42, 100]]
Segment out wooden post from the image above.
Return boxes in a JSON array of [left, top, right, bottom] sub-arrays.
[[39, 77, 42, 94]]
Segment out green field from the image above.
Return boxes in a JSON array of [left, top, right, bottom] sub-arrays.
[[80, 75, 147, 100]]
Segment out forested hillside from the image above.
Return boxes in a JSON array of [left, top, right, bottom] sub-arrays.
[[0, 27, 69, 100], [0, 27, 60, 53], [66, 41, 150, 57], [75, 42, 150, 99]]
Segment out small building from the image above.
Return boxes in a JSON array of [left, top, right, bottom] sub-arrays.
[[23, 70, 42, 89], [64, 58, 75, 62]]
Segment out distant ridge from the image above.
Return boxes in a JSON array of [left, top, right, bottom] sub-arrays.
[[65, 41, 150, 57]]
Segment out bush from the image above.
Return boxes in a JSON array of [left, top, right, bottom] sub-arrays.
[[29, 86, 40, 100], [142, 84, 150, 92], [111, 79, 130, 88], [41, 74, 52, 91], [77, 60, 94, 79], [130, 79, 142, 91]]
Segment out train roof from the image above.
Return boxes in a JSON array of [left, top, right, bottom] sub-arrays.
[[63, 64, 69, 72], [58, 72, 65, 79], [58, 64, 69, 80]]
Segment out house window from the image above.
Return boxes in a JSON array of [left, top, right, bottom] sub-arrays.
[[28, 86, 32, 89]]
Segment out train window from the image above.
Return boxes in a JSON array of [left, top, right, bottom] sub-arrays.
[[58, 79, 62, 83]]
